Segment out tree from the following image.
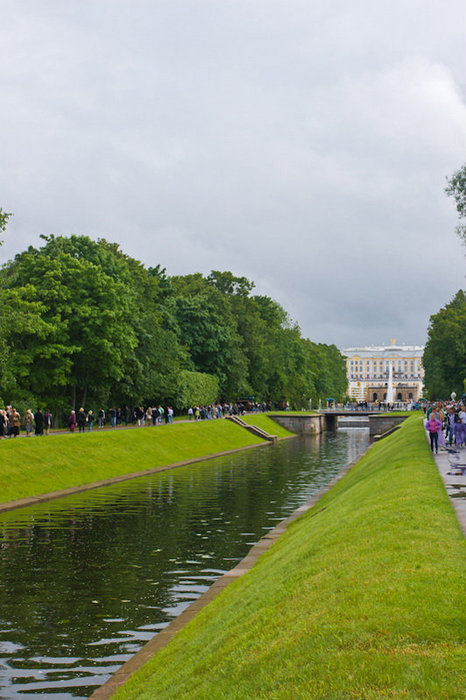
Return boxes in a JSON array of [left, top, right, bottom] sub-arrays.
[[0, 236, 348, 412], [0, 286, 54, 408], [0, 237, 139, 412], [446, 164, 466, 242], [423, 290, 466, 398], [0, 235, 194, 415], [206, 270, 254, 297], [0, 208, 12, 234], [167, 274, 250, 397], [176, 370, 219, 409]]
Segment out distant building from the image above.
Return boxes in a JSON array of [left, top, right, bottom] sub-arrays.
[[342, 342, 424, 402]]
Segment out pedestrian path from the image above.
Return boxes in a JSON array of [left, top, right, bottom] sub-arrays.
[[433, 448, 466, 536]]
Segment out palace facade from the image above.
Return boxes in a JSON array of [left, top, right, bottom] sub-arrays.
[[342, 343, 424, 402]]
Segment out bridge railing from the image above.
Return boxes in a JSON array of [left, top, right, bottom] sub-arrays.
[[320, 403, 411, 413]]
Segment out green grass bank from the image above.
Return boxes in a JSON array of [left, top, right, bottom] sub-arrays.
[[114, 416, 466, 700], [240, 413, 296, 438], [0, 421, 269, 505]]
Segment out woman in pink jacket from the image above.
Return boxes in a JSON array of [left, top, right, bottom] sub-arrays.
[[425, 415, 442, 454]]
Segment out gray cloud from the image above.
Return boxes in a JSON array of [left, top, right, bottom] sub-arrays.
[[1, 0, 465, 347]]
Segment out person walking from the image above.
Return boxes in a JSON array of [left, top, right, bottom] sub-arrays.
[[67, 410, 77, 432], [9, 408, 21, 437], [25, 409, 34, 437], [446, 407, 456, 446], [0, 410, 6, 439], [87, 410, 95, 431], [136, 406, 144, 426], [455, 404, 466, 447], [110, 408, 117, 428], [34, 408, 44, 436], [76, 408, 87, 433], [44, 410, 52, 435], [425, 414, 442, 454]]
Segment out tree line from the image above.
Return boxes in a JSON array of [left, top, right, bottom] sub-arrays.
[[423, 290, 466, 399], [0, 233, 347, 419], [423, 164, 466, 399]]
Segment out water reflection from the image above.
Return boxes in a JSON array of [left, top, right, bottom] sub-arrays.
[[0, 429, 369, 698]]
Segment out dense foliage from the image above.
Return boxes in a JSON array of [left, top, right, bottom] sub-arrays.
[[422, 168, 466, 399], [0, 208, 11, 237], [423, 290, 466, 398], [0, 235, 347, 415], [446, 163, 466, 242]]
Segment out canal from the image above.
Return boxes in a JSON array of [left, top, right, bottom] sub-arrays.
[[0, 428, 370, 699]]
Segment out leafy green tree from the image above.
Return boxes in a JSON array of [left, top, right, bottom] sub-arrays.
[[0, 235, 195, 415], [206, 270, 254, 297], [167, 274, 250, 398], [0, 208, 12, 238], [176, 370, 219, 409], [312, 342, 348, 402], [0, 237, 139, 413], [0, 286, 54, 407], [107, 254, 186, 407], [423, 290, 466, 398], [446, 164, 466, 242]]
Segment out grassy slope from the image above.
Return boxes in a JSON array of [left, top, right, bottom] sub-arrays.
[[266, 410, 318, 416], [241, 414, 296, 438], [0, 421, 266, 504], [115, 416, 466, 700]]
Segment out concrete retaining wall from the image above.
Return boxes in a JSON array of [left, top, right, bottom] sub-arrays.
[[368, 414, 407, 438], [269, 413, 326, 434]]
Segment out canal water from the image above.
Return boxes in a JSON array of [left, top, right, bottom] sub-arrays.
[[0, 428, 369, 699]]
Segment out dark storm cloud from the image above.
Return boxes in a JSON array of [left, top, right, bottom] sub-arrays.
[[1, 0, 465, 347]]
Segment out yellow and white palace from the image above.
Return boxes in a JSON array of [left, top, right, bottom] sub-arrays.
[[342, 342, 424, 403]]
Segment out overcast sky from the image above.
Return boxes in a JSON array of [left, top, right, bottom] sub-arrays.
[[1, 0, 465, 349]]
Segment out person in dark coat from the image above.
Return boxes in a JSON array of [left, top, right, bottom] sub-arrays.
[[135, 406, 144, 426], [76, 408, 87, 433], [34, 409, 44, 436]]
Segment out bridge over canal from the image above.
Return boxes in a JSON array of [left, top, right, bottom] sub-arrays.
[[269, 411, 408, 440]]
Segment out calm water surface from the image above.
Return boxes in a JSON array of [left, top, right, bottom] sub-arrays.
[[0, 429, 369, 699]]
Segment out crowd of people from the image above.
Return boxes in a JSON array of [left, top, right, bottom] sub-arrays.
[[0, 406, 53, 438], [66, 406, 177, 432], [65, 402, 271, 432], [424, 400, 466, 454], [0, 401, 272, 437]]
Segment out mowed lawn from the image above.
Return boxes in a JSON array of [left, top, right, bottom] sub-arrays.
[[0, 421, 267, 504], [114, 416, 466, 700], [240, 413, 296, 438]]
